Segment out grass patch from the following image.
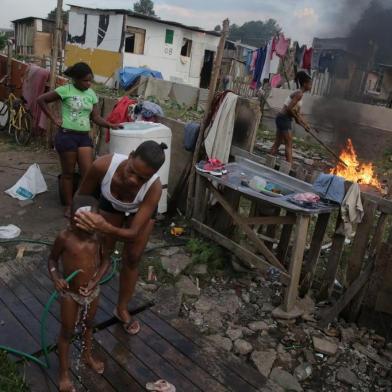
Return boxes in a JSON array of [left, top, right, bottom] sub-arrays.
[[0, 351, 29, 392], [186, 238, 225, 273]]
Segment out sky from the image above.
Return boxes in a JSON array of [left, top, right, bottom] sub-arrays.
[[0, 0, 373, 45]]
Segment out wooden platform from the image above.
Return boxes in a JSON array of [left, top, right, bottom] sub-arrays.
[[0, 257, 266, 391]]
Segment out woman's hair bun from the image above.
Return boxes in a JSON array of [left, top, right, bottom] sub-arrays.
[[160, 142, 168, 150]]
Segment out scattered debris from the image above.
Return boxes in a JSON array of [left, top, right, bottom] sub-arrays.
[[251, 349, 277, 378], [312, 336, 339, 356], [233, 339, 253, 355], [160, 254, 192, 276], [270, 368, 303, 392]]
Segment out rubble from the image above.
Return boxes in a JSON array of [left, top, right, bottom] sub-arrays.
[[312, 336, 338, 355], [233, 339, 253, 355], [161, 253, 192, 276], [207, 334, 233, 352], [270, 368, 303, 392], [272, 305, 304, 320], [336, 367, 359, 387], [226, 327, 243, 341], [251, 349, 277, 378], [175, 275, 200, 297], [248, 321, 270, 332]]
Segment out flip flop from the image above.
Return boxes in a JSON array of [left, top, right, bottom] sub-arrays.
[[113, 308, 141, 335], [146, 380, 176, 392]]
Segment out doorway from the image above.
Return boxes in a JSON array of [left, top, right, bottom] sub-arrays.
[[200, 50, 214, 88]]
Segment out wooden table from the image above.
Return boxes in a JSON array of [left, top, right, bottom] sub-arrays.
[[192, 158, 337, 312]]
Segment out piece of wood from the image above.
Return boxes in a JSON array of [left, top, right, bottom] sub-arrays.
[[346, 200, 377, 285], [319, 261, 374, 328], [276, 213, 295, 265], [265, 154, 277, 168], [208, 184, 287, 272], [279, 160, 292, 175], [369, 212, 387, 258], [300, 213, 331, 295], [193, 172, 208, 222], [244, 215, 296, 226], [230, 145, 267, 165], [283, 215, 310, 311], [191, 219, 290, 284], [167, 159, 192, 215], [317, 213, 345, 300], [186, 19, 230, 217]]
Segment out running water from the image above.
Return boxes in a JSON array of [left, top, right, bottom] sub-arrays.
[[74, 303, 90, 381]]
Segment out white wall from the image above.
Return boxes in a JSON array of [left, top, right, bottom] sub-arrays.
[[123, 16, 219, 87]]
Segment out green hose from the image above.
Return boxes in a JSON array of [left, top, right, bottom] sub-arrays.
[[0, 239, 120, 368]]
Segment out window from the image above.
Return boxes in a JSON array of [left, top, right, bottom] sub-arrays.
[[181, 38, 192, 57], [165, 29, 174, 44], [124, 26, 146, 54]]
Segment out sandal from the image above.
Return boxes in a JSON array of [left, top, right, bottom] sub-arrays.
[[113, 308, 141, 335], [146, 380, 176, 392]]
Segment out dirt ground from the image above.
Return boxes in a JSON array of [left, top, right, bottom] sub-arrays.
[[0, 136, 65, 242]]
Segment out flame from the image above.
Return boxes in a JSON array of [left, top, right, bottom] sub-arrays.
[[330, 138, 381, 190]]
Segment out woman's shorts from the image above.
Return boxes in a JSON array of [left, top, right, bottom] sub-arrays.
[[275, 114, 292, 132], [54, 128, 93, 153]]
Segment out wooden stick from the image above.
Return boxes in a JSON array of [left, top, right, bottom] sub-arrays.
[[185, 19, 230, 218]]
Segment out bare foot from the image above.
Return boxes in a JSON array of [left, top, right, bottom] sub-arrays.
[[64, 206, 71, 218], [59, 374, 76, 392], [83, 354, 105, 374]]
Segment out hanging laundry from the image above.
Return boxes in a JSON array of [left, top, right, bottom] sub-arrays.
[[275, 34, 290, 57], [270, 53, 280, 74], [252, 47, 267, 89], [260, 40, 273, 84], [295, 44, 307, 67], [246, 50, 253, 72], [250, 50, 258, 72], [302, 47, 313, 70], [271, 36, 277, 59], [271, 74, 282, 88]]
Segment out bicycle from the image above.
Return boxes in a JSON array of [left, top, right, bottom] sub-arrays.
[[0, 82, 32, 145]]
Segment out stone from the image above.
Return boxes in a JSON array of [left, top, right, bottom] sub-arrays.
[[272, 306, 304, 320], [241, 292, 250, 303], [215, 293, 240, 315], [194, 296, 213, 313], [204, 310, 223, 331], [262, 303, 275, 312], [270, 368, 303, 392], [381, 349, 392, 362], [189, 311, 203, 326], [160, 247, 181, 257], [304, 158, 314, 166], [175, 275, 200, 297], [161, 254, 192, 276], [226, 328, 243, 341], [251, 349, 277, 378], [17, 209, 27, 216], [192, 264, 208, 275], [260, 380, 285, 392], [248, 321, 269, 332], [141, 283, 158, 292], [233, 339, 253, 355], [336, 367, 358, 387], [207, 334, 232, 352], [303, 349, 316, 365], [294, 363, 312, 381], [154, 286, 183, 319], [312, 336, 338, 355], [276, 344, 294, 369], [353, 342, 390, 368], [297, 295, 315, 315]]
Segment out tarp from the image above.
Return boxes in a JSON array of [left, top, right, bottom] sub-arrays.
[[119, 67, 163, 90]]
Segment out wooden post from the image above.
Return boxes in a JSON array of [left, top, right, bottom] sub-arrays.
[[186, 18, 230, 218], [47, 0, 63, 147], [6, 40, 12, 83]]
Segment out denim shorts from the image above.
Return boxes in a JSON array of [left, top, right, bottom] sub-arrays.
[[54, 128, 93, 153], [276, 113, 293, 132]]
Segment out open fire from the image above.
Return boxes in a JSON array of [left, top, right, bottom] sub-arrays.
[[330, 138, 381, 190]]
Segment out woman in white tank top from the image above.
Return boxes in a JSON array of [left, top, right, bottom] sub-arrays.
[[270, 71, 312, 163], [74, 141, 167, 335]]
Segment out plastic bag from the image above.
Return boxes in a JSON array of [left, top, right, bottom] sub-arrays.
[[5, 164, 47, 200], [0, 224, 21, 239]]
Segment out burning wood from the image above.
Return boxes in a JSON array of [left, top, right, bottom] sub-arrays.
[[330, 139, 381, 190]]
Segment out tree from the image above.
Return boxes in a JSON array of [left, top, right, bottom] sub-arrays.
[[47, 7, 68, 25], [0, 34, 6, 51], [133, 0, 156, 17], [228, 19, 281, 48], [214, 25, 221, 32]]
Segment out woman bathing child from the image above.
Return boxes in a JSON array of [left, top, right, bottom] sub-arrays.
[[48, 196, 110, 392]]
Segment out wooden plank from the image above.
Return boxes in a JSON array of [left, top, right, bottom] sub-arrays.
[[346, 200, 377, 285], [208, 184, 287, 272], [319, 261, 374, 328], [140, 311, 261, 392], [300, 213, 331, 296], [317, 214, 346, 300], [231, 145, 267, 165], [276, 212, 295, 265], [193, 173, 208, 222], [279, 160, 292, 175], [265, 154, 277, 168], [192, 218, 290, 284], [243, 215, 296, 226], [283, 215, 310, 311], [369, 212, 387, 258]]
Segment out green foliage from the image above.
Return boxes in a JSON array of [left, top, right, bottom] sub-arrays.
[[229, 19, 281, 47], [0, 34, 6, 51], [214, 25, 221, 32], [0, 351, 29, 392], [186, 239, 225, 271], [133, 0, 156, 17], [47, 7, 69, 25]]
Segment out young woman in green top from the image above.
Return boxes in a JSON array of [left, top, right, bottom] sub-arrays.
[[38, 62, 122, 217]]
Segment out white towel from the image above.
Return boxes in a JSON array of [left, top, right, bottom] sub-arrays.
[[204, 92, 238, 164], [339, 183, 364, 237]]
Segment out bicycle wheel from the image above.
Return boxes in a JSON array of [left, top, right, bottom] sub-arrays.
[[15, 111, 32, 145], [0, 100, 10, 131]]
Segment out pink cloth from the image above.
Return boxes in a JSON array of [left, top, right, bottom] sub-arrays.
[[250, 50, 258, 72], [293, 192, 320, 203], [302, 48, 313, 70], [275, 34, 290, 58], [22, 64, 49, 131], [271, 74, 282, 88]]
